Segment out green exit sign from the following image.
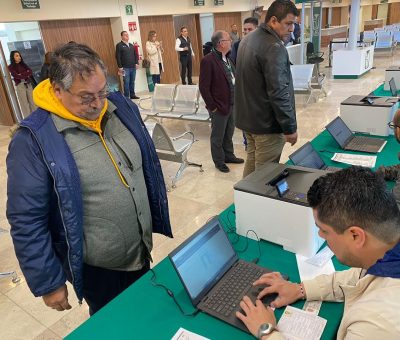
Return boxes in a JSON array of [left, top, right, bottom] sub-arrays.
[[194, 0, 205, 6], [214, 0, 224, 5]]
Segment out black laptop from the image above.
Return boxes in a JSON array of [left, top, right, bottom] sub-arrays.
[[289, 142, 339, 171], [169, 217, 285, 333], [389, 77, 399, 97], [325, 116, 387, 153]]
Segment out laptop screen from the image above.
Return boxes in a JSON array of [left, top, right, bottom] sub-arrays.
[[289, 142, 325, 169], [325, 117, 353, 148], [389, 77, 398, 97], [169, 218, 238, 305]]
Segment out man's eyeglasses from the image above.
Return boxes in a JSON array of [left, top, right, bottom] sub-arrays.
[[388, 122, 400, 130], [67, 85, 110, 105], [219, 39, 232, 43]]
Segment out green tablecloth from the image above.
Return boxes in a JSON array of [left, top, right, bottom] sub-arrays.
[[371, 83, 399, 97]]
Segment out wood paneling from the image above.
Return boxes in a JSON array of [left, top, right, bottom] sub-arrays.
[[39, 18, 118, 81], [332, 7, 342, 27], [388, 3, 400, 25], [138, 15, 180, 84], [213, 12, 242, 36], [322, 8, 328, 28], [173, 14, 201, 77], [0, 74, 15, 126], [372, 5, 378, 20]]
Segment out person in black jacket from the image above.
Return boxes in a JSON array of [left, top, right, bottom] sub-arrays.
[[234, 0, 299, 178], [115, 31, 140, 99], [175, 26, 195, 85]]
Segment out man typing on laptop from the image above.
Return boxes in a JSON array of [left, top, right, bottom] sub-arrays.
[[236, 167, 400, 339]]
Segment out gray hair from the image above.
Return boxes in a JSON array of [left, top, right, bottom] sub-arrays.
[[49, 43, 107, 91], [211, 31, 225, 49]]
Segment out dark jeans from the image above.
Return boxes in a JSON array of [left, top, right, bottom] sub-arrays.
[[179, 55, 192, 84], [209, 110, 235, 165], [82, 260, 150, 315], [123, 67, 137, 98]]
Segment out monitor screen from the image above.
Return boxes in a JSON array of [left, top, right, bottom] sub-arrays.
[[169, 218, 237, 305], [325, 117, 353, 148], [276, 178, 289, 197], [289, 142, 325, 170], [389, 77, 398, 97]]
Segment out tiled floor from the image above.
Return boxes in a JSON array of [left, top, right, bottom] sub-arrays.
[[0, 48, 399, 339]]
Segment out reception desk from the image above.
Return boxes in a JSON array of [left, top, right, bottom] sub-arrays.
[[332, 44, 374, 79], [321, 25, 347, 47], [364, 19, 384, 31]]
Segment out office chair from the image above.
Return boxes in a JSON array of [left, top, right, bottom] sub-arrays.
[[306, 42, 324, 76], [0, 228, 21, 284]]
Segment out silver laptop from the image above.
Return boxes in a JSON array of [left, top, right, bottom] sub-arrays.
[[325, 116, 387, 153], [289, 142, 339, 171], [169, 217, 286, 333]]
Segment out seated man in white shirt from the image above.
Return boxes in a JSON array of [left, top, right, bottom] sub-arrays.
[[236, 166, 400, 339]]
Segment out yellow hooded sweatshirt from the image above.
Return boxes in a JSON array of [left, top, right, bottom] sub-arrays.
[[33, 79, 129, 188]]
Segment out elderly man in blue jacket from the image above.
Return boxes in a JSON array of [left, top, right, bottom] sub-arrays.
[[6, 43, 172, 315]]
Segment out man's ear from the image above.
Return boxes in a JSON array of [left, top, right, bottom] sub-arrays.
[[347, 226, 366, 248], [52, 83, 62, 100]]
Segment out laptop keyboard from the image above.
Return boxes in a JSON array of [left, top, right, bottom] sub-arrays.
[[202, 261, 264, 317], [347, 136, 384, 152]]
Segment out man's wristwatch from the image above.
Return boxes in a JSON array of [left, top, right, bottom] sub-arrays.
[[258, 323, 276, 339]]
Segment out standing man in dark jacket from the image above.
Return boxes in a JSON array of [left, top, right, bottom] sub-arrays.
[[199, 30, 244, 173], [234, 0, 299, 178], [115, 31, 140, 99], [175, 26, 195, 85], [7, 43, 172, 316]]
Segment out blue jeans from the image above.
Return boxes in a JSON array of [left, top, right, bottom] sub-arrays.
[[152, 74, 160, 84], [123, 67, 136, 98]]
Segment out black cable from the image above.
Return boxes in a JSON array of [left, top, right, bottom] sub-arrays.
[[149, 269, 199, 317]]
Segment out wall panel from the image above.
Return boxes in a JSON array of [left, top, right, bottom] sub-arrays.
[[39, 18, 118, 81], [0, 75, 15, 126], [138, 15, 180, 84], [332, 7, 342, 26], [388, 3, 400, 25], [213, 12, 242, 36]]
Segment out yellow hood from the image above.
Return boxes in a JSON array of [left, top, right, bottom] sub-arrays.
[[33, 79, 108, 133]]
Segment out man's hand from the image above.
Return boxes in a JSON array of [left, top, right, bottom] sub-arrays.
[[117, 68, 124, 76], [253, 272, 303, 308], [284, 132, 298, 146], [183, 47, 189, 51], [236, 296, 276, 337], [42, 284, 72, 311]]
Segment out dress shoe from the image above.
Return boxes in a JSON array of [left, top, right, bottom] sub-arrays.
[[225, 157, 244, 164], [188, 82, 196, 85], [215, 163, 230, 173], [130, 95, 140, 99]]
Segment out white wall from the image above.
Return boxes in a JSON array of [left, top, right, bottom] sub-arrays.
[[0, 0, 121, 22], [200, 13, 214, 45], [377, 3, 389, 25]]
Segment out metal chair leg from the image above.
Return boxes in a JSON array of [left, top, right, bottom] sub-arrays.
[[0, 271, 21, 284]]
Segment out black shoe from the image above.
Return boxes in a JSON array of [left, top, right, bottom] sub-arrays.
[[225, 157, 244, 164], [188, 82, 196, 85], [130, 95, 140, 99], [215, 163, 230, 173]]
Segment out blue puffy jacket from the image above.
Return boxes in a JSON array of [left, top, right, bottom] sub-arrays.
[[6, 92, 172, 302]]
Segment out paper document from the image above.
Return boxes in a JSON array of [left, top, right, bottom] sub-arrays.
[[171, 328, 210, 340], [331, 153, 376, 168], [296, 254, 335, 281], [277, 306, 327, 340], [303, 300, 323, 315], [306, 246, 334, 267]]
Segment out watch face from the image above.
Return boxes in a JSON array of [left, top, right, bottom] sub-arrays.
[[258, 323, 274, 338]]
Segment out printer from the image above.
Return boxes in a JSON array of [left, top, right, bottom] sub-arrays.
[[234, 162, 326, 258], [384, 66, 400, 91], [340, 95, 399, 136]]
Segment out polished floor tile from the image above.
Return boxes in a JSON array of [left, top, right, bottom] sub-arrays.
[[0, 48, 399, 339]]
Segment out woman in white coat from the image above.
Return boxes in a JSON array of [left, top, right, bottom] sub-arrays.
[[145, 31, 164, 85]]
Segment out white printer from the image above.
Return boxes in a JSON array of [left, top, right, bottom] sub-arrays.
[[234, 163, 326, 258], [340, 95, 399, 136]]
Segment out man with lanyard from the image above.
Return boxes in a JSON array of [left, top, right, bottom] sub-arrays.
[[199, 30, 244, 173], [175, 26, 195, 85]]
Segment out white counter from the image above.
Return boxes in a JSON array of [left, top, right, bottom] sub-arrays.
[[332, 45, 374, 78]]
